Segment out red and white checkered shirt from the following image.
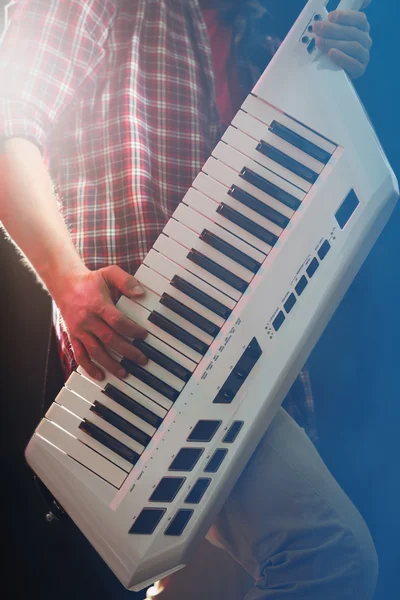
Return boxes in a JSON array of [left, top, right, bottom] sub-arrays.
[[0, 0, 317, 441]]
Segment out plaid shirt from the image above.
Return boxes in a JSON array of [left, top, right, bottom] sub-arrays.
[[0, 0, 316, 442]]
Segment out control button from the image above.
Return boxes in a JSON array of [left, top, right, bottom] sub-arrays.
[[204, 448, 228, 473], [284, 293, 296, 314], [169, 448, 204, 471], [306, 257, 319, 278], [164, 509, 194, 536], [295, 275, 308, 296], [185, 478, 211, 504], [149, 477, 186, 503], [213, 338, 262, 404], [272, 311, 285, 332], [187, 420, 222, 443], [129, 508, 166, 535], [222, 421, 244, 444], [318, 240, 331, 260]]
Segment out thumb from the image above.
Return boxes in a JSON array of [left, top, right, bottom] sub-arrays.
[[101, 265, 145, 299]]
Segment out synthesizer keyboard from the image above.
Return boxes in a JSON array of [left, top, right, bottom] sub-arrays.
[[25, 0, 399, 591]]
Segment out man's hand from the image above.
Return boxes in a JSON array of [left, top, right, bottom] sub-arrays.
[[313, 1, 372, 79], [56, 265, 149, 381]]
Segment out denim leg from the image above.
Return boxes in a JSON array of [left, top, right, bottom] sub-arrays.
[[147, 407, 378, 599], [209, 407, 378, 599]]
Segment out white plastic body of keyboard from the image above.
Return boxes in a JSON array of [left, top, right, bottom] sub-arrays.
[[25, 0, 399, 591]]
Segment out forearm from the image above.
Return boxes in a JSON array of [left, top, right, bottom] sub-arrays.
[[0, 138, 87, 299]]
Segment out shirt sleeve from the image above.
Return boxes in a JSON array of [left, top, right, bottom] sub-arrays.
[[0, 0, 116, 157]]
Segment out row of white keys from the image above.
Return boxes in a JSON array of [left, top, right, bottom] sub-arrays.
[[135, 263, 225, 328], [173, 203, 265, 266], [162, 218, 253, 283], [67, 371, 157, 437], [129, 284, 214, 348], [80, 356, 175, 412], [193, 171, 283, 244], [243, 95, 337, 155], [55, 387, 146, 457], [202, 155, 299, 220], [46, 396, 133, 474], [222, 126, 311, 192], [110, 347, 185, 393], [232, 111, 324, 175], [118, 295, 205, 363], [76, 366, 168, 422], [210, 143, 304, 211], [36, 417, 127, 488], [182, 187, 274, 256], [153, 234, 241, 302], [143, 250, 236, 313], [135, 330, 197, 374]]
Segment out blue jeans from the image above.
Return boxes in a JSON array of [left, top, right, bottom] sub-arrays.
[[147, 407, 378, 599]]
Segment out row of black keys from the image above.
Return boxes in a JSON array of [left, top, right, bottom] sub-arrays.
[[259, 120, 332, 184]]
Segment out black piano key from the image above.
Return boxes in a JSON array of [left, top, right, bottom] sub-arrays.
[[240, 168, 301, 211], [121, 358, 180, 402], [103, 384, 163, 428], [79, 419, 140, 465], [228, 185, 290, 229], [171, 275, 231, 319], [200, 229, 261, 274], [132, 339, 192, 382], [256, 141, 318, 184], [148, 310, 209, 355], [217, 203, 278, 247], [187, 249, 248, 293], [160, 293, 220, 337], [90, 401, 151, 447], [269, 121, 331, 164]]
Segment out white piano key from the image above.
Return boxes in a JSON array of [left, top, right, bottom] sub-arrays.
[[153, 234, 241, 301], [210, 142, 304, 204], [163, 219, 253, 283], [143, 250, 236, 310], [222, 126, 311, 192], [76, 366, 168, 419], [232, 111, 324, 174], [46, 400, 133, 473], [182, 187, 274, 255], [192, 172, 283, 241], [130, 285, 214, 346], [66, 371, 156, 437], [137, 330, 197, 373], [36, 417, 127, 488], [135, 264, 225, 328], [173, 202, 266, 263], [242, 95, 336, 155], [202, 156, 298, 219], [55, 388, 146, 456], [117, 295, 204, 363]]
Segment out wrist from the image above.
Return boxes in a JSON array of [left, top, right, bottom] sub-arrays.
[[39, 249, 89, 302]]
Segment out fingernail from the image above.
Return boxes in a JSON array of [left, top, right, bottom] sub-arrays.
[[130, 284, 145, 296], [138, 355, 148, 366], [95, 372, 105, 382], [329, 11, 338, 22], [118, 369, 127, 378]]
